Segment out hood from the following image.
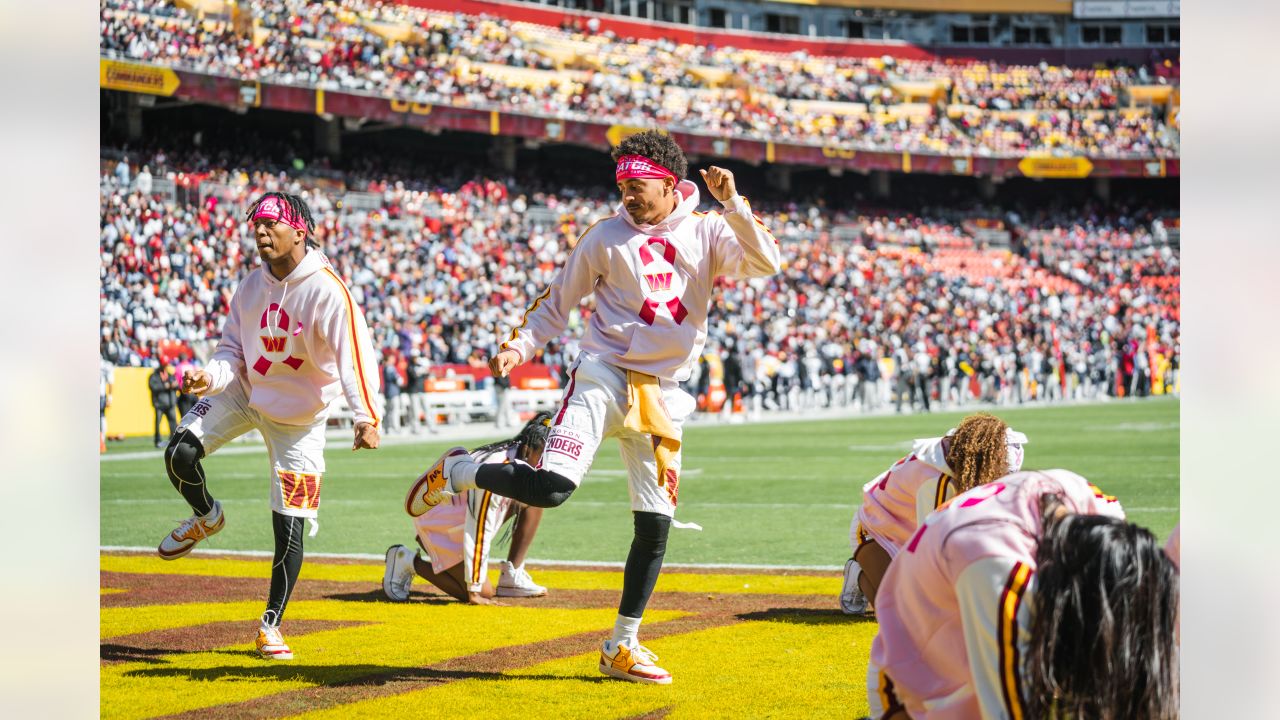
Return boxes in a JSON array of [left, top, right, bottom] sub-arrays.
[[618, 180, 700, 237], [262, 248, 330, 286], [911, 436, 953, 475]]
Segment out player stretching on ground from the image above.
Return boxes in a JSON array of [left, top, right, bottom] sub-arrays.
[[842, 413, 1027, 613], [408, 130, 781, 684], [157, 192, 382, 660], [385, 413, 553, 604], [867, 469, 1178, 720]]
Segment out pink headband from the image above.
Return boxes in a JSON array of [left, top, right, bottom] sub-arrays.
[[616, 154, 675, 182], [252, 196, 307, 232]]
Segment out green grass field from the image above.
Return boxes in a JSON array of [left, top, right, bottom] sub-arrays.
[[102, 399, 1179, 564]]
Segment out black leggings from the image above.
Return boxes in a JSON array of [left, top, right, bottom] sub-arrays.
[[475, 463, 577, 508], [164, 429, 214, 517], [263, 512, 305, 628], [619, 512, 671, 618]]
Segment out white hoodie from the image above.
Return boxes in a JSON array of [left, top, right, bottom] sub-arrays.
[[204, 248, 382, 427], [501, 181, 782, 382]]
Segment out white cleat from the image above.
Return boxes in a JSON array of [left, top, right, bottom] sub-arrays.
[[496, 561, 548, 598], [383, 544, 416, 601]]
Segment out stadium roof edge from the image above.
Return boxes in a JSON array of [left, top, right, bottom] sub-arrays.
[[401, 0, 1161, 63]]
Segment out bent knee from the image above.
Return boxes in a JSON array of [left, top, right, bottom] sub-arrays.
[[165, 430, 204, 467]]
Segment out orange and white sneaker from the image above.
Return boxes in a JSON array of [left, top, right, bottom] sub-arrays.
[[157, 500, 225, 560], [255, 625, 293, 660], [599, 640, 672, 685], [405, 447, 471, 517]]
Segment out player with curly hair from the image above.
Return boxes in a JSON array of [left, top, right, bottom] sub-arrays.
[[867, 470, 1178, 720], [157, 192, 382, 661], [406, 130, 782, 684], [842, 413, 1028, 613], [384, 413, 554, 604]]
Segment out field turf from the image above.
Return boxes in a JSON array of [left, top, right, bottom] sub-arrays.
[[101, 399, 1177, 718], [102, 398, 1180, 563]]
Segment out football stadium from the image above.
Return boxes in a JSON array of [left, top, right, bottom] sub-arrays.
[[99, 0, 1180, 717]]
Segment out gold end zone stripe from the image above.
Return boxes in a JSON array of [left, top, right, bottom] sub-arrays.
[[471, 491, 494, 584], [998, 562, 1032, 720], [322, 268, 380, 427], [934, 474, 950, 510]]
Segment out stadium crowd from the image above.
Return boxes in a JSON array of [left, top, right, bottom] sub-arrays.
[[99, 0, 1179, 158], [100, 145, 1180, 428]]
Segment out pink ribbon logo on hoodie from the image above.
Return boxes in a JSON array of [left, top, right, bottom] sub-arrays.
[[254, 303, 305, 375], [637, 237, 688, 325]]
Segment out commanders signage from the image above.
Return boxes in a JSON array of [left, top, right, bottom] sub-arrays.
[[100, 59, 180, 96], [1017, 156, 1094, 179]]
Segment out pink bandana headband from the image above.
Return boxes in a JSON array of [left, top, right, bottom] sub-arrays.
[[252, 196, 308, 232], [616, 154, 676, 182]]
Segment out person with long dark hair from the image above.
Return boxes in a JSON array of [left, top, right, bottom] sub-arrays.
[[867, 469, 1178, 720], [843, 413, 1028, 614], [384, 413, 554, 604]]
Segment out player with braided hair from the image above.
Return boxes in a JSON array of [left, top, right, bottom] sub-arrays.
[[841, 413, 1028, 613], [157, 191, 381, 660], [867, 470, 1177, 720], [385, 413, 555, 604]]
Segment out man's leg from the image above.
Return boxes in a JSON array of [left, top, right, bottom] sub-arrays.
[[258, 417, 326, 658], [159, 388, 253, 559]]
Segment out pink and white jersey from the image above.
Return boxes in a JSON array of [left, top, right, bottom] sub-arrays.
[[413, 447, 516, 587], [854, 437, 952, 557], [500, 181, 780, 383], [204, 249, 382, 427], [868, 470, 1124, 720]]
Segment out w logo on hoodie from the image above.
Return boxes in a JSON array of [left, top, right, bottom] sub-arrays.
[[254, 303, 305, 375]]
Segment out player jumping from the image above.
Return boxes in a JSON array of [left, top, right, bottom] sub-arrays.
[[407, 130, 782, 684], [157, 192, 382, 660], [385, 413, 554, 604]]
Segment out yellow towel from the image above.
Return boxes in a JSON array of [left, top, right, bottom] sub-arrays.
[[623, 369, 682, 494]]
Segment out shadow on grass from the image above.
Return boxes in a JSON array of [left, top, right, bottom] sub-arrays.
[[735, 608, 878, 625], [321, 589, 454, 605], [123, 663, 617, 686]]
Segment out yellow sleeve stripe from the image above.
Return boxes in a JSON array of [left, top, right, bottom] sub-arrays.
[[471, 491, 494, 585], [505, 286, 552, 347], [998, 562, 1032, 720], [322, 267, 379, 427], [934, 474, 951, 510]]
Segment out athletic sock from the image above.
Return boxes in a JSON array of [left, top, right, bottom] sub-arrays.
[[610, 614, 643, 650], [449, 458, 480, 493]]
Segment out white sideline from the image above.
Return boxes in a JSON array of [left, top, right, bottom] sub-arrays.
[[99, 545, 844, 572]]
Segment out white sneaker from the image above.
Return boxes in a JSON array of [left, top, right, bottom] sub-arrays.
[[840, 557, 871, 614], [496, 561, 547, 598], [405, 446, 471, 517], [157, 501, 225, 560], [599, 639, 672, 684], [383, 544, 416, 601]]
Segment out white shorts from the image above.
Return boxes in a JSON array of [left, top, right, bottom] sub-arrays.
[[537, 352, 695, 518], [413, 494, 466, 574], [177, 378, 327, 519]]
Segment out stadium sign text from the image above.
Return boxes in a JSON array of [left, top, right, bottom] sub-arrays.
[[1017, 156, 1094, 179], [100, 59, 180, 96]]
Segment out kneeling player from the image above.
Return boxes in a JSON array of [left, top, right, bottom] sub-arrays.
[[384, 413, 552, 604], [842, 413, 1027, 613], [867, 469, 1179, 720]]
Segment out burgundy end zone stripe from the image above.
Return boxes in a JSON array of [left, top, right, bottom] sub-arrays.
[[553, 365, 579, 426]]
